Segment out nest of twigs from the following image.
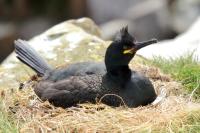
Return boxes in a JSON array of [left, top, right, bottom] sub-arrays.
[[1, 63, 200, 132]]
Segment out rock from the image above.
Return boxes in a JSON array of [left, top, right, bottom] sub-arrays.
[[170, 0, 200, 33], [90, 0, 174, 40], [137, 17, 200, 62], [68, 18, 101, 37], [0, 17, 108, 88], [88, 0, 200, 40], [124, 0, 172, 40], [87, 0, 144, 24]]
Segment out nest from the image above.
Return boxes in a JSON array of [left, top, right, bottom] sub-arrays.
[[1, 64, 200, 132]]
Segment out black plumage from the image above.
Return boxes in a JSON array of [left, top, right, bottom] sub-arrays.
[[15, 26, 157, 108]]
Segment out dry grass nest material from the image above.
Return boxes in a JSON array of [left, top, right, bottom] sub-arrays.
[[1, 64, 200, 132]]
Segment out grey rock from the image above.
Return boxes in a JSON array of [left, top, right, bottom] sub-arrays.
[[170, 0, 200, 33], [0, 17, 109, 89], [90, 0, 172, 40]]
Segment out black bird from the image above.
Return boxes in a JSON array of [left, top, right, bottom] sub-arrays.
[[15, 27, 157, 108]]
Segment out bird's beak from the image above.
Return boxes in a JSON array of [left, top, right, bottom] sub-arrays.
[[135, 38, 157, 50], [123, 38, 157, 54]]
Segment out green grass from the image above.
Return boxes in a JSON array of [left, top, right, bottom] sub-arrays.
[[148, 53, 200, 98], [169, 110, 200, 133], [0, 100, 18, 133]]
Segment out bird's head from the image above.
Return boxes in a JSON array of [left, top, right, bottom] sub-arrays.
[[105, 26, 157, 71]]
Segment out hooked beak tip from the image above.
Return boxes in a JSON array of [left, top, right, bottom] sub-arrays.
[[151, 38, 158, 43]]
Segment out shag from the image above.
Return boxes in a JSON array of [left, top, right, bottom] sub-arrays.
[[15, 27, 157, 108]]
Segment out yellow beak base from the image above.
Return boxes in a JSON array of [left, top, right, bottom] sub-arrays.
[[123, 48, 135, 54]]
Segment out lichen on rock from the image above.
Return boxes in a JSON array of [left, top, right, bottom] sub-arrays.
[[0, 17, 108, 88]]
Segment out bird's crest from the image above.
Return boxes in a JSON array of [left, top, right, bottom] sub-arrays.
[[120, 26, 129, 37], [119, 26, 135, 43]]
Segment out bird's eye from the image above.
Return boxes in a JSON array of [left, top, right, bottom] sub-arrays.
[[123, 45, 128, 50]]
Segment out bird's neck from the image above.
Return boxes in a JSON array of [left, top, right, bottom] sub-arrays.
[[106, 65, 132, 86]]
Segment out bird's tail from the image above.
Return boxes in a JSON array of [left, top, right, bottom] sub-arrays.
[[14, 39, 52, 76]]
